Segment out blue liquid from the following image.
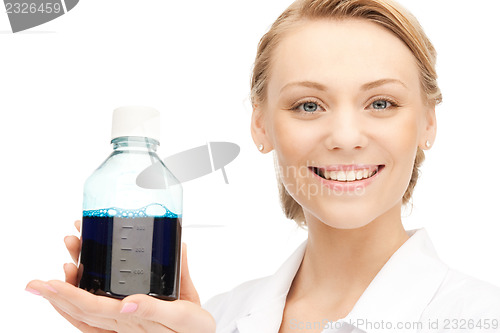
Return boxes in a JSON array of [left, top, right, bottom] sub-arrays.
[[79, 205, 182, 300]]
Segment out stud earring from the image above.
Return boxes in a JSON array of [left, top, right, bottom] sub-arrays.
[[425, 140, 431, 148], [258, 144, 264, 151]]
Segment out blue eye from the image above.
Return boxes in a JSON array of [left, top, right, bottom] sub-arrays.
[[303, 102, 318, 112], [372, 100, 391, 110], [293, 101, 321, 113]]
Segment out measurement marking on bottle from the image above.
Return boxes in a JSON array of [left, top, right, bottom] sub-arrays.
[[112, 217, 155, 295]]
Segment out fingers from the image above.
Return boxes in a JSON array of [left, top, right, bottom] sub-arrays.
[[64, 220, 81, 265], [75, 219, 81, 233], [26, 278, 214, 333], [50, 302, 114, 333], [64, 263, 78, 286], [26, 280, 116, 331], [121, 294, 215, 333], [179, 242, 201, 305], [26, 279, 121, 331], [26, 278, 213, 333], [116, 313, 175, 333], [64, 235, 81, 264]]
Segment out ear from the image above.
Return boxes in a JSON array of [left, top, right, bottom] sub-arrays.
[[420, 104, 437, 150], [250, 104, 274, 153]]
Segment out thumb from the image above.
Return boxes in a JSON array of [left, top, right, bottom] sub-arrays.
[[180, 242, 201, 305]]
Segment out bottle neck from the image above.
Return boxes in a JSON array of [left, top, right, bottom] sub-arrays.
[[111, 136, 159, 152]]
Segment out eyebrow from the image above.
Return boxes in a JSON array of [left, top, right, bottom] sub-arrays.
[[280, 81, 328, 94], [361, 78, 408, 91], [279, 78, 408, 94]]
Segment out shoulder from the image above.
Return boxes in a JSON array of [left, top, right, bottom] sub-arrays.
[[202, 275, 272, 330], [202, 240, 307, 331], [425, 267, 500, 318]]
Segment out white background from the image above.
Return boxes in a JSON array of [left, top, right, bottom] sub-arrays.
[[1, 0, 499, 331]]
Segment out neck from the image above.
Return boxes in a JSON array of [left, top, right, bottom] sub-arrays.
[[112, 136, 159, 152], [291, 203, 409, 303]]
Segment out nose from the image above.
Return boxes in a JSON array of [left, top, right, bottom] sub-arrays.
[[323, 106, 367, 151]]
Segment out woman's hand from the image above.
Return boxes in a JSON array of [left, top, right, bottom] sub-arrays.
[[62, 220, 83, 286], [26, 221, 215, 333]]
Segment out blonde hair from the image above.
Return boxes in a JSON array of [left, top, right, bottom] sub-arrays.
[[250, 0, 442, 228]]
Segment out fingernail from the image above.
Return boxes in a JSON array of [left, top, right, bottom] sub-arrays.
[[44, 283, 58, 293], [120, 302, 138, 314], [25, 287, 41, 296]]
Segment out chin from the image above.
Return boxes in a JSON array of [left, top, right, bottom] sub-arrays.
[[321, 217, 372, 230], [304, 206, 376, 230]]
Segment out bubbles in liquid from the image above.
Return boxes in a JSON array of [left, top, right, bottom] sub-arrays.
[[145, 204, 167, 217], [83, 203, 178, 218]]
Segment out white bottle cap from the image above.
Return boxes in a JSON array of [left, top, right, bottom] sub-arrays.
[[111, 106, 161, 142]]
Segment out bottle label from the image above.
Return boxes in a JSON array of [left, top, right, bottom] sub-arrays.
[[110, 217, 154, 295]]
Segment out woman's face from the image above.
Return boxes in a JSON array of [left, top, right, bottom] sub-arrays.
[[251, 19, 436, 229]]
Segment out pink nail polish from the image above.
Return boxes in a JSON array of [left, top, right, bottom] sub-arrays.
[[120, 302, 138, 314], [25, 287, 41, 296]]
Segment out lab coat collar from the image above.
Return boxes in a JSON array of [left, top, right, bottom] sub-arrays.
[[235, 228, 450, 333], [235, 240, 306, 333]]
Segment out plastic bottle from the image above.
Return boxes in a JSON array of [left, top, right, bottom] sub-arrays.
[[78, 106, 182, 300]]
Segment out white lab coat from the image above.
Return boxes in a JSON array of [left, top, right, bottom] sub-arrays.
[[203, 228, 500, 333]]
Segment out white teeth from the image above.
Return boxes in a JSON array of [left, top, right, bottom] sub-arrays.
[[320, 167, 379, 181]]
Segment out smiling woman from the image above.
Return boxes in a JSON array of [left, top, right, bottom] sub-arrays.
[[255, 9, 439, 229], [251, 16, 435, 233], [203, 0, 500, 332]]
